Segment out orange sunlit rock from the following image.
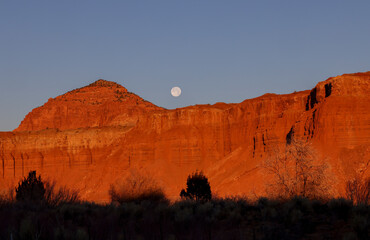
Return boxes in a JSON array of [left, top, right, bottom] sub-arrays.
[[0, 72, 369, 202]]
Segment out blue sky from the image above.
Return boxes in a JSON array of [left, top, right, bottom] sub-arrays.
[[1, 1, 370, 131]]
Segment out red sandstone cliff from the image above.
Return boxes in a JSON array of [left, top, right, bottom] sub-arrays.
[[15, 79, 162, 131], [1, 72, 369, 202]]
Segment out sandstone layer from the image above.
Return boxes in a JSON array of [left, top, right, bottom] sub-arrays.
[[1, 72, 369, 202]]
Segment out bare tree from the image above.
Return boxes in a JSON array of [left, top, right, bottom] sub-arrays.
[[109, 170, 167, 204], [346, 175, 369, 205], [262, 139, 333, 200]]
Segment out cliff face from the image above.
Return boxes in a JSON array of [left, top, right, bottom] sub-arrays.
[[289, 73, 370, 187], [1, 73, 369, 202]]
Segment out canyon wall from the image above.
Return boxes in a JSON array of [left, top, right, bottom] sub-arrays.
[[1, 72, 369, 202]]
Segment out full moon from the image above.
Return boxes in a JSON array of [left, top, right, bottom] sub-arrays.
[[171, 86, 181, 97]]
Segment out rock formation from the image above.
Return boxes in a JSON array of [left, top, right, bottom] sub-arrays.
[[15, 79, 162, 131], [1, 72, 369, 202]]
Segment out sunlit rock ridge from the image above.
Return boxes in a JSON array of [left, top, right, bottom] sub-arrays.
[[1, 72, 369, 202], [15, 79, 162, 131]]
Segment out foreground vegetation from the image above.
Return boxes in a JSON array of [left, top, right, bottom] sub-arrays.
[[0, 195, 369, 240], [0, 169, 368, 240]]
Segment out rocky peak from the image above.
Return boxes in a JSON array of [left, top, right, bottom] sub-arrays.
[[14, 79, 162, 132], [87, 79, 124, 88]]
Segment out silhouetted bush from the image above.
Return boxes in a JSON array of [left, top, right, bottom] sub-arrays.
[[348, 200, 370, 239], [180, 171, 212, 201], [0, 170, 369, 239], [109, 170, 167, 204], [14, 170, 80, 206], [328, 198, 353, 220], [44, 180, 80, 206], [0, 195, 368, 239], [15, 171, 45, 203]]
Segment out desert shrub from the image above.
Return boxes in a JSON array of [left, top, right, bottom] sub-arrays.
[[350, 214, 369, 239], [180, 171, 212, 202], [76, 228, 89, 240], [19, 216, 35, 240], [109, 170, 167, 204], [284, 197, 313, 215], [328, 198, 353, 220], [15, 171, 45, 203], [173, 202, 195, 224], [0, 195, 367, 239], [14, 170, 79, 206], [341, 232, 357, 240], [44, 180, 80, 206]]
